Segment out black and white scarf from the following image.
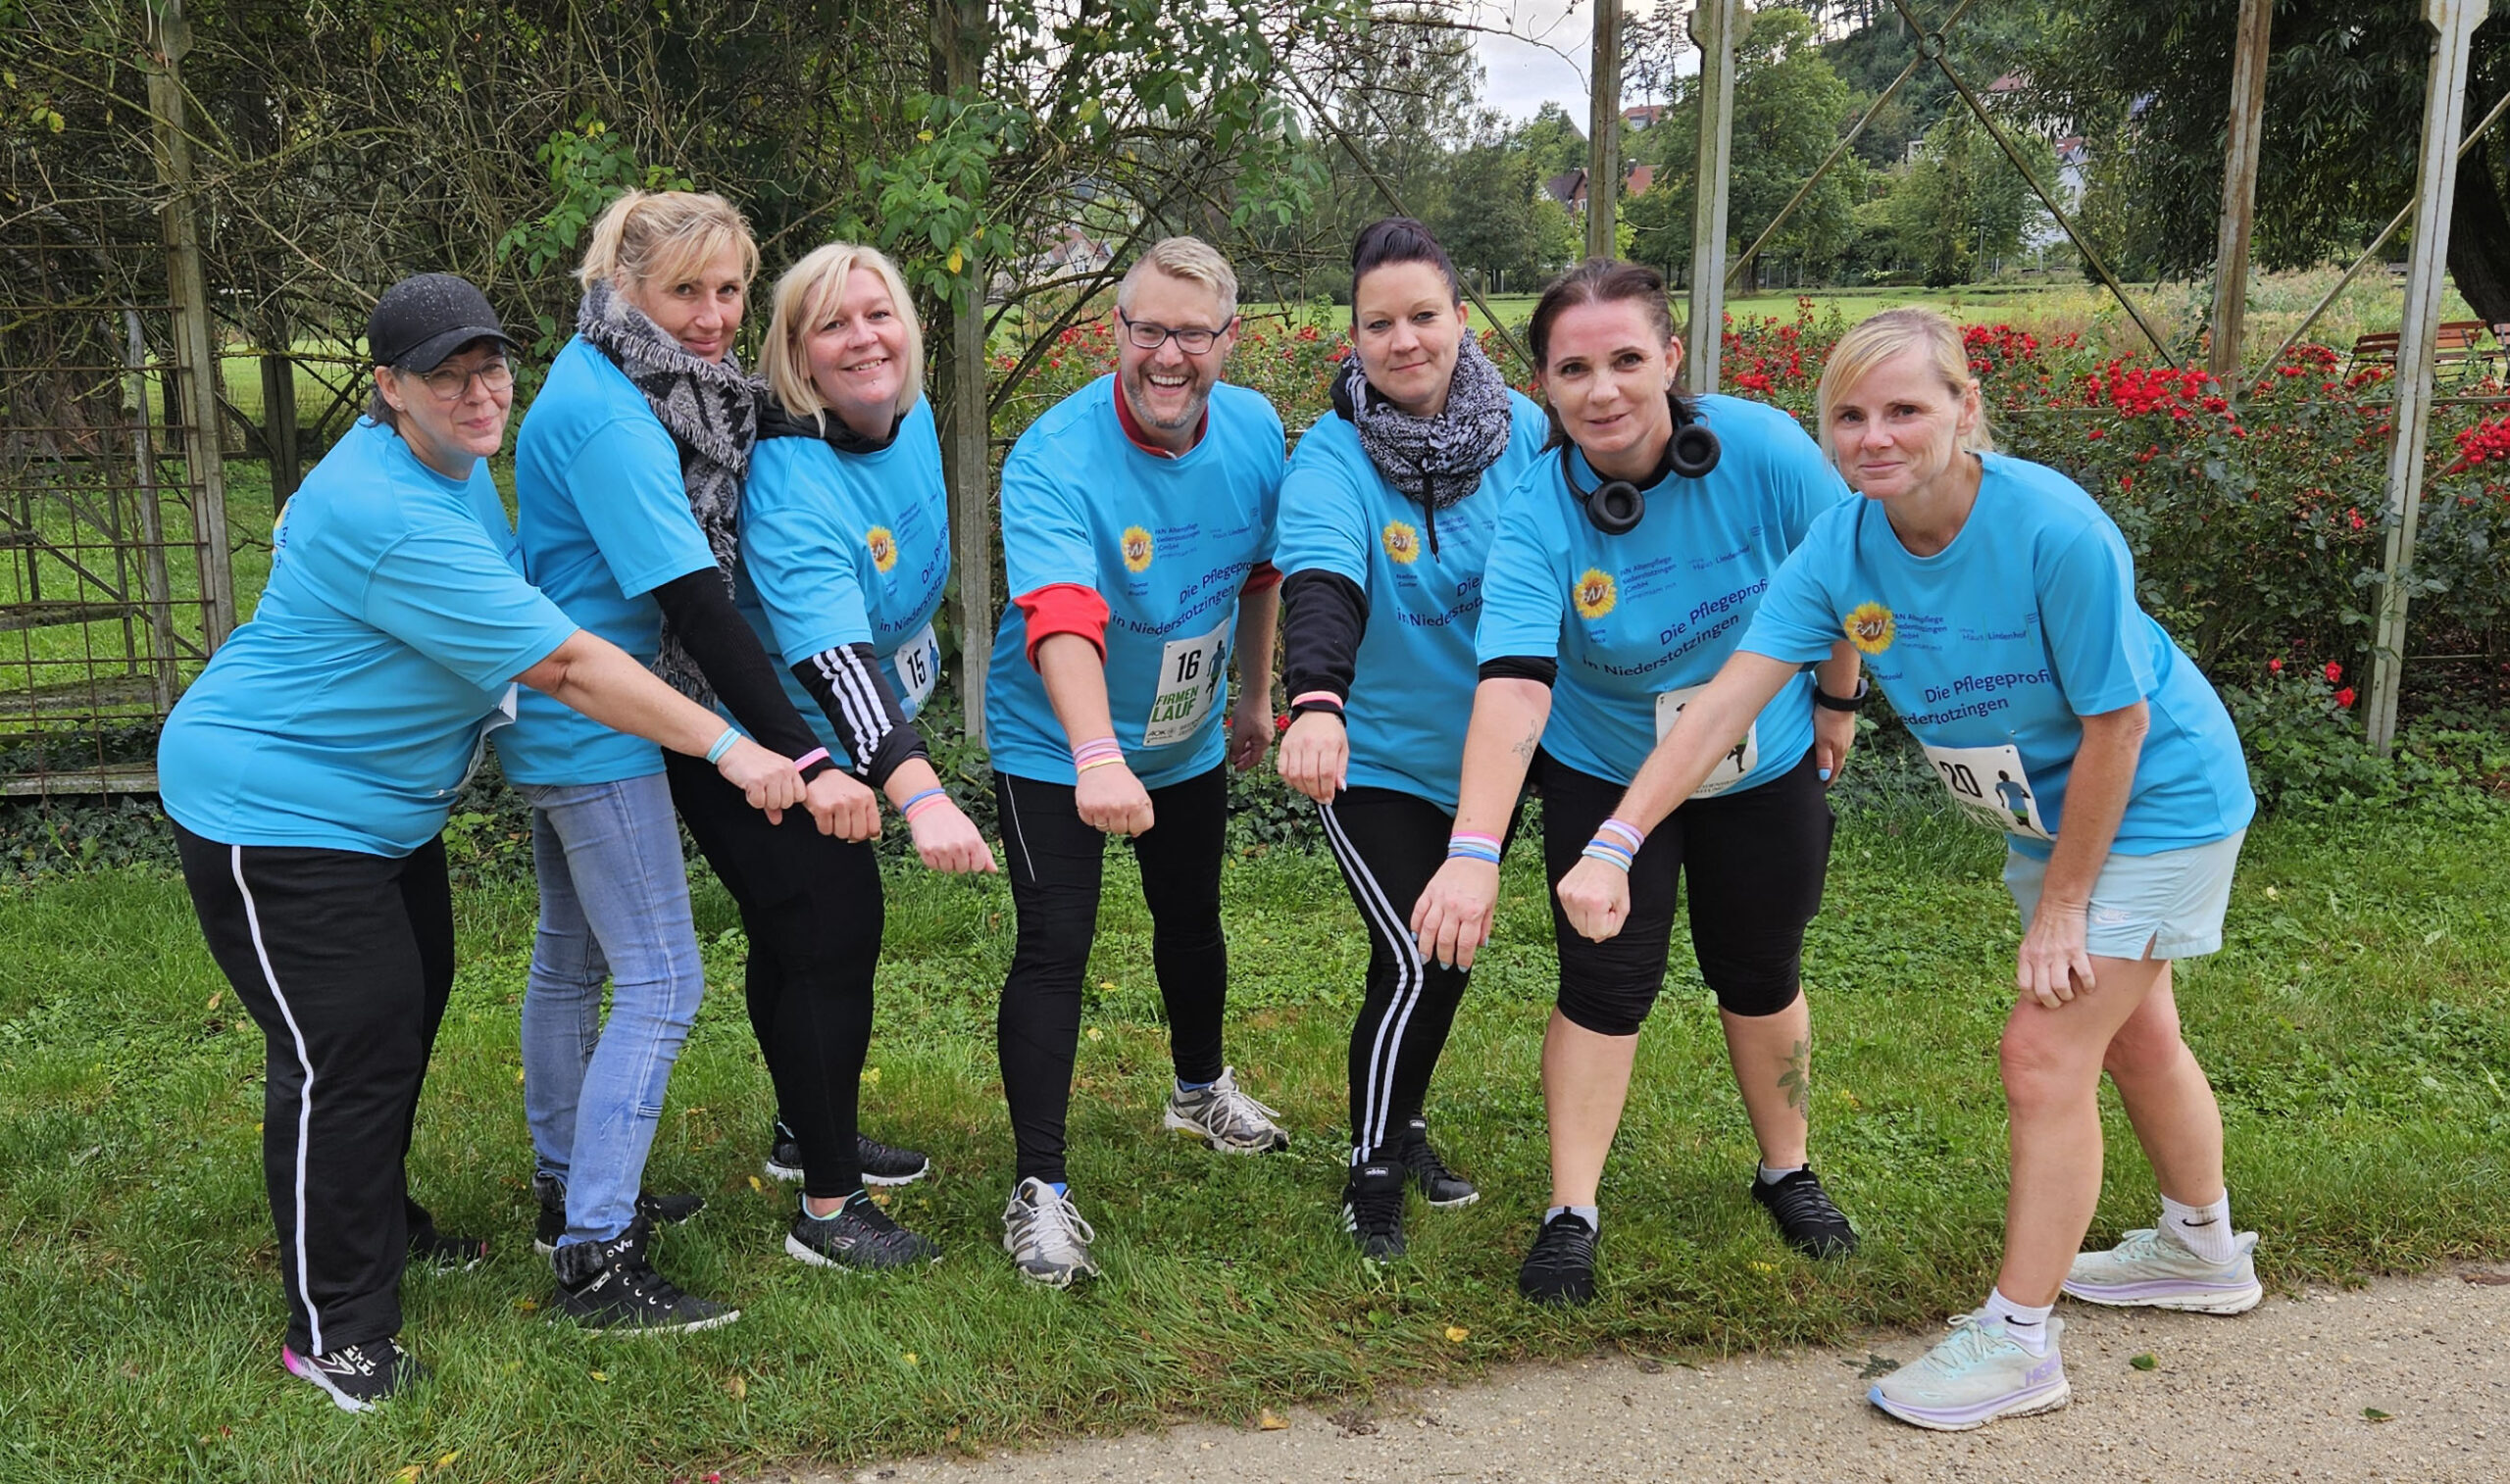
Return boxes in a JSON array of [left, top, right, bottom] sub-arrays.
[[1331, 331, 1517, 518], [577, 277, 759, 702]]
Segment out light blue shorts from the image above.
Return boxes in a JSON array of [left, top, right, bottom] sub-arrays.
[[2001, 829, 2246, 961]]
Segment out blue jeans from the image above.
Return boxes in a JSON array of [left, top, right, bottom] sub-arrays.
[[517, 772, 705, 1247]]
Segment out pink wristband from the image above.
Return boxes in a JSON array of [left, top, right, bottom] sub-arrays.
[[1072, 736, 1124, 765], [792, 748, 830, 772], [1597, 816, 1644, 852], [1290, 690, 1344, 711]]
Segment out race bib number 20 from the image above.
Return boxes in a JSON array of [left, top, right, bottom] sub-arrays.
[[1924, 740, 2056, 842], [1142, 620, 1229, 748]]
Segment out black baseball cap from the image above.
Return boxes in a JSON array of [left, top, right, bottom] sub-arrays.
[[367, 272, 517, 371]]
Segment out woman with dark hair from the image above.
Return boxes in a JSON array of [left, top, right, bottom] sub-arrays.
[[159, 272, 806, 1410], [1412, 259, 1866, 1305], [1274, 218, 1548, 1260]]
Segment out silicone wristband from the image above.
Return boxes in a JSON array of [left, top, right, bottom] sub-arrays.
[[1581, 841, 1634, 872], [1289, 690, 1344, 712], [1596, 817, 1645, 852], [704, 727, 740, 765], [791, 748, 830, 773], [1072, 737, 1124, 765], [1077, 754, 1128, 774], [1446, 839, 1503, 865], [900, 786, 948, 817]]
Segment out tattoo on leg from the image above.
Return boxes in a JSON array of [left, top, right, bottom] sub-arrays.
[[1778, 1037, 1810, 1113]]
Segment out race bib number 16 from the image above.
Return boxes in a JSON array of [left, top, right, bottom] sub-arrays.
[[1142, 620, 1230, 749], [1924, 740, 2056, 842]]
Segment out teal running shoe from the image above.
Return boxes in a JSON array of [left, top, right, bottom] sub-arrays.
[[1869, 1312, 2070, 1431], [2064, 1226, 2261, 1313]]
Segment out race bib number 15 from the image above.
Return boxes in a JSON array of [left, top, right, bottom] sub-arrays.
[[1142, 620, 1230, 749], [1924, 740, 2056, 842], [893, 621, 940, 715]]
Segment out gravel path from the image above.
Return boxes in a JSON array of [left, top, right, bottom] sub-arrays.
[[778, 1266, 2510, 1484]]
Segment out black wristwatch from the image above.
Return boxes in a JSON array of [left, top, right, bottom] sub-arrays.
[[1814, 676, 1870, 712]]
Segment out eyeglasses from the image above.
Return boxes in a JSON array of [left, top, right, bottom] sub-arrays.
[[408, 360, 515, 400], [1117, 311, 1233, 355]]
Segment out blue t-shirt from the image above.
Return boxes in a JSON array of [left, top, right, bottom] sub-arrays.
[[1475, 394, 1852, 790], [984, 377, 1284, 788], [158, 419, 577, 856], [1273, 391, 1549, 812], [733, 400, 951, 765], [493, 336, 720, 785], [1740, 451, 2256, 859]]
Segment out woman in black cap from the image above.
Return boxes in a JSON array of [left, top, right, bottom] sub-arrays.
[[159, 272, 807, 1412]]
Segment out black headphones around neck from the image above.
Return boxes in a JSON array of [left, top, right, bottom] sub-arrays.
[[1561, 393, 1722, 535]]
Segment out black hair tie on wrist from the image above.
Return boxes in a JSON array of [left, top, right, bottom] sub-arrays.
[[1563, 392, 1722, 536]]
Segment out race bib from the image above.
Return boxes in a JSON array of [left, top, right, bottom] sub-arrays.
[[1142, 620, 1230, 749], [1924, 740, 2056, 842], [1654, 681, 1757, 799], [892, 621, 940, 715], [448, 683, 520, 797]]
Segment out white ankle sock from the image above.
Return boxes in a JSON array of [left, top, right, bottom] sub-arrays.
[[2160, 1191, 2236, 1264], [1758, 1162, 1806, 1186], [1982, 1288, 2054, 1355], [1544, 1204, 1600, 1231]]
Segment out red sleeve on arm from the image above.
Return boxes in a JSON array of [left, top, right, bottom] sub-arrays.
[[1015, 582, 1111, 667], [1240, 560, 1282, 596]]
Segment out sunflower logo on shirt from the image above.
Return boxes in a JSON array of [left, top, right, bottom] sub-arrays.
[[1573, 568, 1617, 620], [865, 525, 898, 573], [1381, 520, 1421, 565], [1844, 601, 1896, 654], [1122, 525, 1155, 572]]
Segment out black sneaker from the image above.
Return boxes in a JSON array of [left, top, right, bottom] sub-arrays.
[[1340, 1162, 1409, 1261], [1398, 1117, 1479, 1208], [785, 1191, 941, 1271], [533, 1173, 705, 1255], [1518, 1212, 1599, 1307], [281, 1337, 427, 1412], [766, 1123, 931, 1187], [551, 1230, 739, 1334], [1750, 1165, 1859, 1259], [405, 1221, 489, 1272]]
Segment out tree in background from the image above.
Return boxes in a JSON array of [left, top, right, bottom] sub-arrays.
[[1886, 109, 2053, 285]]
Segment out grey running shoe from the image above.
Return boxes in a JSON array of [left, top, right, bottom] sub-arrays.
[[1001, 1176, 1101, 1288], [281, 1337, 427, 1412], [766, 1122, 932, 1187], [1869, 1312, 2069, 1431], [1163, 1066, 1290, 1153], [785, 1192, 940, 1272], [2064, 1226, 2262, 1313]]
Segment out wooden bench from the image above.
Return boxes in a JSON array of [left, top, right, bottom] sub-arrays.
[[2345, 321, 2499, 381]]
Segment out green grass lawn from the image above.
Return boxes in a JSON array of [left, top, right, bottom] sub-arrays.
[[3, 793, 2506, 1481]]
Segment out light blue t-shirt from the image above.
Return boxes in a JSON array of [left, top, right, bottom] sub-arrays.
[[1475, 394, 1852, 791], [733, 400, 951, 766], [1273, 391, 1549, 812], [984, 376, 1284, 788], [493, 335, 720, 785], [158, 419, 577, 856], [1740, 451, 2256, 859]]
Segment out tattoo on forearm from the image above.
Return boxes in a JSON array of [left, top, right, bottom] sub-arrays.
[[1511, 721, 1540, 763], [1779, 1037, 1810, 1113]]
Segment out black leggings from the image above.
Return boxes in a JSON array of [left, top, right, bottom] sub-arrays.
[[994, 766, 1230, 1185], [666, 752, 879, 1198], [174, 824, 454, 1356], [1319, 786, 1523, 1164], [1537, 748, 1832, 1036]]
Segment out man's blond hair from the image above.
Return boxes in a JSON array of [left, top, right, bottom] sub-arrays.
[[1117, 236, 1238, 321]]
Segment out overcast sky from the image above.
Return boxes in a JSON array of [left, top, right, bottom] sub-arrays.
[[1473, 0, 1690, 124]]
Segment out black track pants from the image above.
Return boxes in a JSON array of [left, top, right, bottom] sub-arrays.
[[994, 766, 1230, 1186], [174, 823, 454, 1357], [666, 752, 878, 1198]]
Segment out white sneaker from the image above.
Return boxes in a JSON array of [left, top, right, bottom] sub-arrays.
[[1001, 1177, 1100, 1288], [1162, 1066, 1290, 1153], [2064, 1226, 2262, 1313], [1869, 1312, 2070, 1431]]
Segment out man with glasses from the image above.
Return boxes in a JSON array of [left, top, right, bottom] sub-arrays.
[[983, 236, 1289, 1287]]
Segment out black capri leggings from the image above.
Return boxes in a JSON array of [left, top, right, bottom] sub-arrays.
[[665, 751, 880, 1199], [994, 765, 1230, 1186], [1537, 748, 1832, 1036]]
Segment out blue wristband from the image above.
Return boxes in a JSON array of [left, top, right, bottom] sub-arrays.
[[704, 727, 740, 766], [1581, 840, 1634, 872], [900, 787, 947, 814]]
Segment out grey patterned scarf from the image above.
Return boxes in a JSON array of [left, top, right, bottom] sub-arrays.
[[1331, 332, 1516, 510], [576, 277, 759, 702]]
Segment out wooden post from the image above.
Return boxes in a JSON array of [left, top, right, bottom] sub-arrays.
[[1686, 0, 1740, 394], [934, 0, 993, 741], [1584, 0, 1625, 262], [2207, 0, 2274, 378], [145, 0, 234, 652], [2369, 0, 2488, 755]]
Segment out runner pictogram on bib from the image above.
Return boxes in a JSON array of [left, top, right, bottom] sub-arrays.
[[1654, 681, 1758, 799], [1923, 740, 2055, 842]]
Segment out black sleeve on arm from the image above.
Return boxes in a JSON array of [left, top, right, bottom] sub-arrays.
[[650, 569, 834, 779], [788, 643, 931, 789], [1280, 569, 1368, 713], [1477, 655, 1558, 687]]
